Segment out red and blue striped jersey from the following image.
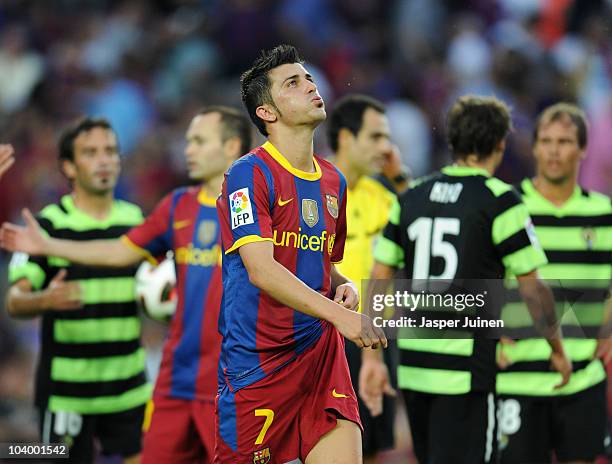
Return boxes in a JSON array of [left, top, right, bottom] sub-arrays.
[[123, 186, 222, 402], [216, 141, 347, 391]]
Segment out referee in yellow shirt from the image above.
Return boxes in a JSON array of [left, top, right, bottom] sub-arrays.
[[328, 94, 408, 463]]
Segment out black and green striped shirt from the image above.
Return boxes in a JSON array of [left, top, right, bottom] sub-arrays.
[[375, 166, 547, 394], [497, 179, 612, 396], [9, 195, 152, 414]]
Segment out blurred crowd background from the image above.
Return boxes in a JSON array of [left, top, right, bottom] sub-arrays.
[[0, 0, 611, 457]]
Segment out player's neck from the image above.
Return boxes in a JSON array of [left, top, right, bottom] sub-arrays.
[[532, 175, 577, 207], [71, 188, 114, 220], [334, 156, 362, 190], [268, 126, 316, 172], [201, 173, 224, 198], [454, 157, 496, 176]]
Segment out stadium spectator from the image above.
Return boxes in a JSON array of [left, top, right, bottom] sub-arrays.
[[0, 144, 15, 179]]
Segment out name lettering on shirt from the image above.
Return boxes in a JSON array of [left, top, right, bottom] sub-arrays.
[[430, 182, 463, 204]]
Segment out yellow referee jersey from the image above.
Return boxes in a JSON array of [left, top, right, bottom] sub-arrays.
[[336, 176, 396, 306]]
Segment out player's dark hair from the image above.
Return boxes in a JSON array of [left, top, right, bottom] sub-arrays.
[[327, 94, 386, 153], [198, 105, 253, 155], [241, 44, 304, 137], [58, 117, 115, 162], [447, 95, 513, 161], [533, 102, 588, 149]]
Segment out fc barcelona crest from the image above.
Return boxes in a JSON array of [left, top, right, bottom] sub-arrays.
[[198, 220, 217, 246], [326, 194, 339, 218], [253, 447, 271, 464], [302, 199, 319, 227]]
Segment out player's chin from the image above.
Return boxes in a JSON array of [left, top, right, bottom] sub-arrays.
[[187, 170, 201, 180], [310, 107, 327, 123]]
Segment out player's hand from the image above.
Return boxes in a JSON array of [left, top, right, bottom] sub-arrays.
[[497, 336, 515, 369], [0, 208, 49, 255], [550, 348, 572, 389], [333, 309, 387, 349], [333, 282, 359, 312], [0, 144, 15, 178], [381, 144, 403, 180], [593, 336, 612, 365], [359, 355, 396, 417], [43, 269, 83, 311]]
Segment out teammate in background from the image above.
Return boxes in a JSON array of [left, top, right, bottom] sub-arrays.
[[328, 94, 399, 463], [361, 95, 572, 463], [496, 103, 612, 463], [215, 44, 386, 463], [1, 107, 252, 463], [0, 143, 15, 178], [5, 118, 150, 463]]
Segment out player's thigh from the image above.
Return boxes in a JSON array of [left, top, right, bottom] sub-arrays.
[[304, 418, 362, 464], [498, 395, 551, 464], [215, 379, 301, 464], [300, 325, 362, 459], [428, 392, 498, 464], [39, 408, 95, 463], [142, 396, 203, 464], [554, 381, 608, 463], [192, 400, 216, 462], [96, 404, 145, 459]]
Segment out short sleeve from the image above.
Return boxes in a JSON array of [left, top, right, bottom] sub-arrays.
[[374, 198, 405, 268], [221, 159, 274, 254], [8, 216, 52, 290], [123, 191, 175, 263], [491, 191, 548, 276]]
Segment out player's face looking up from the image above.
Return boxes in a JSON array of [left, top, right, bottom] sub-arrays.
[[62, 127, 120, 195], [185, 112, 230, 182], [260, 63, 326, 130], [346, 107, 391, 176], [533, 117, 585, 185]]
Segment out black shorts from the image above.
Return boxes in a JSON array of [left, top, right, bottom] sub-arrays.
[[499, 380, 609, 463], [345, 339, 397, 456], [403, 389, 498, 464], [38, 404, 145, 463]]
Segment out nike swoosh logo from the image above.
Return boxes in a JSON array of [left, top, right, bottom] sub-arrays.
[[278, 197, 293, 207], [173, 219, 192, 230], [332, 388, 350, 398]]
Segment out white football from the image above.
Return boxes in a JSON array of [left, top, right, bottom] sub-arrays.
[[135, 257, 177, 322]]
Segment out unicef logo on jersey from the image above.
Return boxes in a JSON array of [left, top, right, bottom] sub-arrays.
[[230, 188, 255, 229]]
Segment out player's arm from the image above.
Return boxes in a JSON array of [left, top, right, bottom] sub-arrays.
[[359, 260, 397, 416], [6, 271, 82, 319], [516, 270, 572, 388], [594, 292, 612, 363], [330, 264, 359, 311], [0, 208, 143, 267], [239, 240, 387, 349]]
